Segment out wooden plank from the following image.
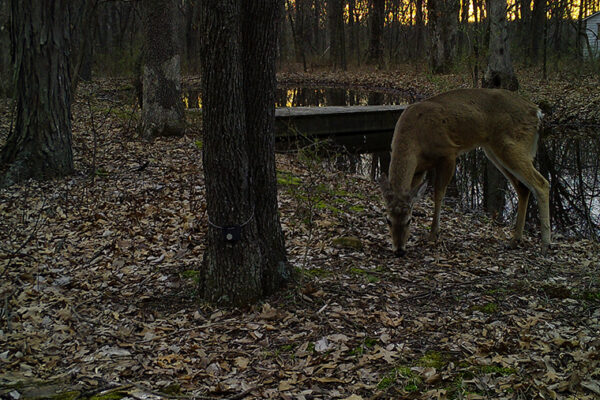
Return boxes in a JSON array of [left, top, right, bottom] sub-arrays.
[[275, 105, 406, 153]]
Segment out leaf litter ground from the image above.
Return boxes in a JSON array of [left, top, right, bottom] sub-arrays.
[[1, 69, 600, 400]]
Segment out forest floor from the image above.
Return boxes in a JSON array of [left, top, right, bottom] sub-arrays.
[[1, 66, 600, 400]]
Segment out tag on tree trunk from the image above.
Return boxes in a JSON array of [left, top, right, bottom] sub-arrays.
[[222, 226, 241, 243]]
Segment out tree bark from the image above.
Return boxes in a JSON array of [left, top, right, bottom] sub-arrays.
[[200, 0, 291, 306], [482, 0, 518, 90], [0, 0, 12, 97], [530, 0, 545, 63], [141, 0, 185, 140], [241, 0, 292, 295], [367, 0, 385, 66], [1, 0, 73, 187], [328, 0, 346, 70], [428, 0, 460, 73], [482, 0, 518, 219]]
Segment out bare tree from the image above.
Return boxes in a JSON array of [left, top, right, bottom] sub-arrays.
[[428, 0, 460, 72], [367, 0, 385, 66], [328, 0, 346, 70], [482, 0, 519, 218], [141, 0, 185, 139]]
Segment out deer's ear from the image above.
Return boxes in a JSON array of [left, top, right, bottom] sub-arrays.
[[409, 180, 427, 202], [378, 174, 395, 204]]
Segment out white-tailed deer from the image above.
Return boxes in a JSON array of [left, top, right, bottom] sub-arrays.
[[379, 88, 551, 256]]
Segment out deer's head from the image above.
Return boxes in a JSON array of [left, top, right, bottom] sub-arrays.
[[379, 175, 425, 257]]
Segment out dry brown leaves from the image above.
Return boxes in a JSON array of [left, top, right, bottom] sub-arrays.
[[1, 72, 600, 399]]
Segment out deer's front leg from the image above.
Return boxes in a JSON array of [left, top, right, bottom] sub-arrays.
[[430, 159, 456, 242]]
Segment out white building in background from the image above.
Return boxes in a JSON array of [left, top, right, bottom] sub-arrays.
[[582, 11, 600, 58]]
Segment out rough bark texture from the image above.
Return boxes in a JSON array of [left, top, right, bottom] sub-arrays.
[[0, 0, 11, 97], [367, 0, 385, 66], [482, 0, 519, 91], [142, 0, 185, 140], [530, 0, 545, 63], [482, 0, 518, 218], [200, 0, 291, 306], [428, 0, 460, 73], [242, 0, 292, 295], [328, 0, 346, 70], [0, 0, 73, 188]]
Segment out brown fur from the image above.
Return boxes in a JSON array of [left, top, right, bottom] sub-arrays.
[[380, 88, 551, 255]]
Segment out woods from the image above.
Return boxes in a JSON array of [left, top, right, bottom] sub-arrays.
[[1, 0, 600, 399]]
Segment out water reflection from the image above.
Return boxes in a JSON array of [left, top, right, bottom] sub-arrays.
[[454, 135, 600, 239], [182, 87, 410, 109], [274, 87, 409, 107]]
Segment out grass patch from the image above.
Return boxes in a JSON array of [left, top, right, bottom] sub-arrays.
[[377, 366, 422, 392], [181, 269, 201, 283], [471, 302, 498, 314], [582, 290, 600, 301], [299, 267, 332, 278], [277, 171, 302, 186], [418, 351, 448, 369]]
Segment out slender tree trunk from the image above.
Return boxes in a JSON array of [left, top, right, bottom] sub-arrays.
[[141, 0, 185, 139], [414, 0, 424, 57], [1, 0, 73, 187], [71, 0, 99, 94], [367, 0, 385, 66], [200, 0, 291, 306], [328, 0, 346, 70], [0, 0, 11, 97], [530, 0, 545, 63]]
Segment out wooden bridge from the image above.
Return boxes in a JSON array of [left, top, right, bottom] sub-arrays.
[[274, 105, 407, 154]]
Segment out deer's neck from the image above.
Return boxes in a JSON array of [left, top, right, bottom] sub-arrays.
[[389, 151, 417, 195]]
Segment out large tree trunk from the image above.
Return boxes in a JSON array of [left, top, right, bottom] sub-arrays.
[[241, 0, 291, 295], [200, 0, 291, 306], [367, 0, 385, 66], [482, 0, 518, 219], [428, 0, 460, 73], [141, 0, 185, 140], [328, 0, 346, 70], [0, 0, 73, 188]]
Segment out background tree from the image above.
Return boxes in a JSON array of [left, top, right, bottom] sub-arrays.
[[200, 0, 291, 306], [0, 0, 73, 187], [428, 0, 460, 73], [482, 0, 518, 218], [141, 0, 185, 139], [328, 0, 346, 70], [0, 0, 11, 97], [367, 0, 385, 66]]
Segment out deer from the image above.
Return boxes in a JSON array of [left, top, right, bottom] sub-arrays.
[[379, 88, 551, 257]]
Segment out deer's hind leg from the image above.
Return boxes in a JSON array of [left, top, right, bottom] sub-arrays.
[[487, 145, 551, 253], [484, 148, 532, 247]]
